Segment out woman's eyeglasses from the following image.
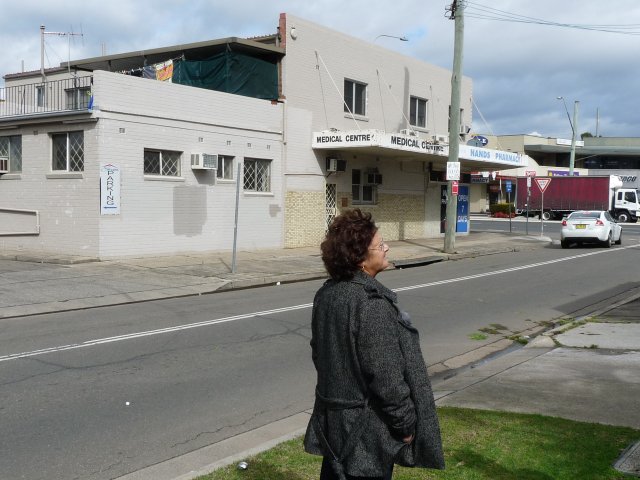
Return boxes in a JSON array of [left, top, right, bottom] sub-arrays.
[[369, 239, 387, 251]]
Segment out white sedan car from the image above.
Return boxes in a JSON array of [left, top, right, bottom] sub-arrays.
[[561, 210, 622, 248]]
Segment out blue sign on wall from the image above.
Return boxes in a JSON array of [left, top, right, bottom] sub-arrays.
[[440, 184, 470, 234], [456, 185, 469, 233], [473, 135, 489, 146]]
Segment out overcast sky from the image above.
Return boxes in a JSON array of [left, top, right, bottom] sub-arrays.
[[1, 0, 639, 139]]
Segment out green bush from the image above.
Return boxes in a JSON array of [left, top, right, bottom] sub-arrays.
[[489, 203, 515, 214]]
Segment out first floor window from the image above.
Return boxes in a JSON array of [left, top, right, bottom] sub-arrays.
[[217, 155, 234, 180], [0, 135, 22, 172], [352, 169, 376, 205], [410, 96, 427, 128], [344, 79, 367, 116], [65, 87, 91, 110], [36, 86, 45, 108], [448, 106, 465, 134], [244, 158, 271, 192], [144, 149, 181, 176], [52, 131, 84, 172]]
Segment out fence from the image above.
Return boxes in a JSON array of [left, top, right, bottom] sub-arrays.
[[0, 76, 93, 118]]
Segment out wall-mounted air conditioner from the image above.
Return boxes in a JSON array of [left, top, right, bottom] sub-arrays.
[[326, 158, 347, 172], [432, 134, 449, 144], [366, 173, 383, 185], [0, 156, 8, 174], [459, 124, 471, 135], [191, 153, 217, 170], [399, 129, 418, 137]]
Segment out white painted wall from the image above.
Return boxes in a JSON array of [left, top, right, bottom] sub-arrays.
[[0, 71, 284, 257], [0, 123, 99, 255], [279, 13, 472, 237], [281, 13, 472, 155]]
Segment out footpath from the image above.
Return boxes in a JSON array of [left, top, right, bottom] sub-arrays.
[[0, 224, 639, 479]]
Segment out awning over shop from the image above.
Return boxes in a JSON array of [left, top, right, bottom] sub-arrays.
[[312, 129, 528, 172]]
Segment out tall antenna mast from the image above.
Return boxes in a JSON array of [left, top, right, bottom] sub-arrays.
[[40, 25, 84, 82]]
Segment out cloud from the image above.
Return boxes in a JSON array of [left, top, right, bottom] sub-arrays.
[[2, 0, 639, 137]]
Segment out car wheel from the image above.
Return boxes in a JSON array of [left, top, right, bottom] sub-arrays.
[[617, 212, 629, 223], [541, 211, 551, 221], [603, 231, 612, 248], [561, 239, 570, 249], [615, 231, 622, 245]]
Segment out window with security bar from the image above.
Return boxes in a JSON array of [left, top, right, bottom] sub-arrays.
[[243, 158, 271, 192], [52, 131, 84, 172], [217, 155, 234, 180], [144, 149, 181, 177], [0, 135, 22, 172]]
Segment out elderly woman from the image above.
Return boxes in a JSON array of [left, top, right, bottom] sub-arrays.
[[304, 209, 444, 480]]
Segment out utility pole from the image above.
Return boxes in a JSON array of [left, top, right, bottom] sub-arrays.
[[557, 96, 579, 176], [444, 0, 464, 253], [40, 25, 46, 83], [569, 100, 579, 175]]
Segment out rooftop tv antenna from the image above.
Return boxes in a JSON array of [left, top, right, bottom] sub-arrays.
[[40, 24, 84, 82]]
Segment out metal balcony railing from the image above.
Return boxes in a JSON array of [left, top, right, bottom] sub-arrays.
[[0, 76, 93, 118]]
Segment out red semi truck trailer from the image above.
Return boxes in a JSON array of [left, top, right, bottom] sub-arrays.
[[515, 175, 640, 222]]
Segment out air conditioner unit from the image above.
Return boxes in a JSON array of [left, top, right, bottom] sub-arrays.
[[0, 156, 8, 174], [432, 134, 449, 144], [191, 153, 217, 170], [326, 158, 347, 172], [400, 129, 418, 137], [459, 124, 471, 135], [366, 173, 383, 185]]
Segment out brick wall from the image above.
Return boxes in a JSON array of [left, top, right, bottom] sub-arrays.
[[284, 190, 325, 247], [284, 189, 424, 248], [335, 192, 425, 241]]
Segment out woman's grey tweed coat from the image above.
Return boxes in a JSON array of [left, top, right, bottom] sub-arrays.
[[304, 271, 445, 476]]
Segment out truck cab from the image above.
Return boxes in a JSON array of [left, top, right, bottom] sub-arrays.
[[614, 188, 640, 223]]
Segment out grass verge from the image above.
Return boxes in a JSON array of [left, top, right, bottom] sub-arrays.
[[197, 407, 638, 480]]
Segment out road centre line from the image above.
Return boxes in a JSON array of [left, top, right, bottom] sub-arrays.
[[2, 245, 637, 363], [394, 244, 639, 292], [0, 304, 313, 363]]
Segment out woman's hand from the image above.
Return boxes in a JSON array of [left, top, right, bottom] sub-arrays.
[[403, 433, 414, 444]]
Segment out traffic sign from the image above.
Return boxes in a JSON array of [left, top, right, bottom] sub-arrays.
[[452, 180, 459, 196], [505, 180, 512, 193], [526, 170, 537, 177], [534, 177, 552, 193]]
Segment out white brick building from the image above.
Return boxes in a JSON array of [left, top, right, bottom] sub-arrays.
[[0, 13, 525, 258]]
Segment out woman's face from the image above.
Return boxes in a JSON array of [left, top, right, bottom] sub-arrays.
[[361, 231, 389, 277]]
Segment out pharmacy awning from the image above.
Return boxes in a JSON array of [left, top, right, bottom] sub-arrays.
[[312, 129, 528, 172]]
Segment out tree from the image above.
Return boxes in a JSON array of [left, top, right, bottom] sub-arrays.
[[581, 132, 593, 139]]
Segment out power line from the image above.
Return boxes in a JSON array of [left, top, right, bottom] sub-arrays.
[[465, 1, 640, 35]]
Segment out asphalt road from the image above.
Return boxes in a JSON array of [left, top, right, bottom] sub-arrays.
[[2, 242, 640, 479], [471, 215, 640, 240]]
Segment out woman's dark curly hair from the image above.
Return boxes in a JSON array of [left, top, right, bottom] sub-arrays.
[[321, 209, 378, 281]]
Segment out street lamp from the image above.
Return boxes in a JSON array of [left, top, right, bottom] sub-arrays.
[[374, 34, 408, 42], [556, 96, 579, 176]]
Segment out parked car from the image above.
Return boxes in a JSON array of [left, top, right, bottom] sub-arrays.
[[560, 210, 622, 248]]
